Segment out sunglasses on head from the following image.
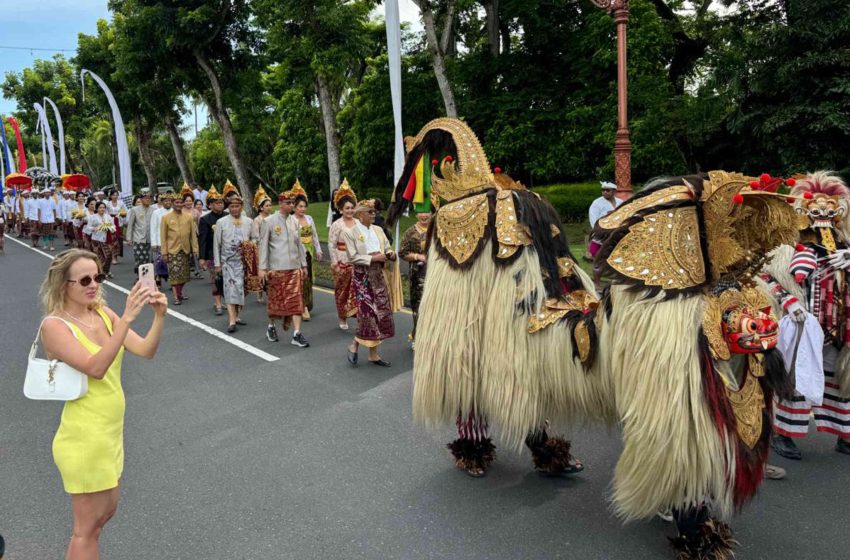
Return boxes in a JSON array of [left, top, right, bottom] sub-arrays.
[[67, 274, 106, 287]]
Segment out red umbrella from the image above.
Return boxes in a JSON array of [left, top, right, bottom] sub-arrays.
[[5, 172, 33, 189], [62, 174, 91, 191]]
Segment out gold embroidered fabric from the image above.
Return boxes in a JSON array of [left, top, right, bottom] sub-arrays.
[[702, 286, 773, 361], [557, 257, 575, 278], [701, 171, 798, 281], [435, 193, 491, 265], [574, 322, 591, 364], [726, 372, 765, 449], [495, 190, 532, 259], [607, 207, 706, 289], [527, 291, 599, 334], [596, 185, 693, 230]]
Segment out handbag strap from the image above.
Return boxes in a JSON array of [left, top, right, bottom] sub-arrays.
[[31, 316, 80, 360]]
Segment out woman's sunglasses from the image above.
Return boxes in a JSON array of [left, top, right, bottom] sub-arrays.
[[67, 274, 106, 287]]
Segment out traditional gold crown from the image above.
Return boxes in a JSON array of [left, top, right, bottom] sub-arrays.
[[253, 185, 271, 209], [290, 179, 307, 202], [207, 184, 222, 202], [222, 180, 238, 198], [179, 182, 194, 200], [333, 178, 357, 209], [407, 118, 495, 205]]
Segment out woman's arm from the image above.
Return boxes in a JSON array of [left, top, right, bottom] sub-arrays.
[[41, 286, 151, 379], [328, 221, 340, 266], [104, 292, 167, 359]]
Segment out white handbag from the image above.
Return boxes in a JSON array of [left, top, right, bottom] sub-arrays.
[[23, 317, 89, 401]]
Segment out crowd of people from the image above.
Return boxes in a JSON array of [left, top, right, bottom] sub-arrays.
[[10, 115, 850, 560], [2, 177, 432, 360]]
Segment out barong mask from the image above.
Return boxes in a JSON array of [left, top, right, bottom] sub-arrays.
[[799, 194, 844, 230], [721, 305, 778, 354]]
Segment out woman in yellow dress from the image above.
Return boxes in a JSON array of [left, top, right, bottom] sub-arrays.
[[39, 249, 167, 560]]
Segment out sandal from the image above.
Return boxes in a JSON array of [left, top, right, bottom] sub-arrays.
[[173, 298, 182, 306], [369, 358, 392, 367], [347, 348, 359, 366], [465, 466, 486, 478], [538, 457, 584, 477]]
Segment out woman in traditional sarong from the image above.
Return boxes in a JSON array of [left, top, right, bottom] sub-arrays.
[[87, 201, 116, 277], [344, 199, 396, 367], [399, 210, 432, 348], [252, 186, 273, 304], [328, 180, 358, 330], [292, 183, 323, 321], [106, 189, 127, 263], [82, 198, 97, 252]]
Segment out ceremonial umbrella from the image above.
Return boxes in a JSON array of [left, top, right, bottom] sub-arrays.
[[4, 172, 32, 189], [62, 173, 91, 191]]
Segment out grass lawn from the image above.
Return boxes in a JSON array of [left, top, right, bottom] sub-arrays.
[[274, 201, 417, 245]]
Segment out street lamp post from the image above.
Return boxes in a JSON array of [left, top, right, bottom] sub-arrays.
[[590, 0, 632, 197]]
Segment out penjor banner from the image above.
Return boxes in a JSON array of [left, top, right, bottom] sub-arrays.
[[385, 0, 403, 252], [7, 117, 27, 172], [34, 102, 59, 175], [43, 97, 66, 175], [81, 69, 133, 199]]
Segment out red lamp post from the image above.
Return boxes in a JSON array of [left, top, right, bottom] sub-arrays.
[[590, 0, 632, 197]]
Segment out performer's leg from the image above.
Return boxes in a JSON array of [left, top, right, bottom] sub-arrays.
[[773, 393, 810, 460], [813, 371, 850, 454], [670, 506, 736, 560], [525, 424, 584, 476], [448, 413, 495, 477]]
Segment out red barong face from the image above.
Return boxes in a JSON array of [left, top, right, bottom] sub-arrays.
[[721, 305, 778, 354]]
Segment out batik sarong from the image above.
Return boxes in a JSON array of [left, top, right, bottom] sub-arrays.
[[333, 262, 356, 320], [112, 215, 124, 257], [241, 241, 262, 295], [92, 240, 112, 275], [353, 262, 395, 348], [266, 269, 304, 319], [166, 251, 190, 285], [222, 243, 246, 307], [302, 252, 314, 311], [132, 242, 151, 273]]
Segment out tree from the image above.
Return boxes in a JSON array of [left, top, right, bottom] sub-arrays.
[[257, 0, 381, 200], [413, 0, 460, 116]]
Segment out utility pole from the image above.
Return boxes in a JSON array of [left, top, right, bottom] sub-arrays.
[[590, 0, 632, 197]]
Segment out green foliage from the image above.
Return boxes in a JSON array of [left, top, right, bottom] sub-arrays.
[[187, 125, 230, 188], [533, 182, 601, 223]]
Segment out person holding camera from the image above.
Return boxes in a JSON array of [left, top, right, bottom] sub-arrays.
[[38, 249, 167, 560]]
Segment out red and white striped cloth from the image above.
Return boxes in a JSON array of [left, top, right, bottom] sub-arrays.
[[456, 412, 489, 442], [774, 372, 850, 438], [790, 246, 817, 280]]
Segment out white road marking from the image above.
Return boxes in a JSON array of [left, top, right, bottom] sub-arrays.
[[5, 236, 280, 362]]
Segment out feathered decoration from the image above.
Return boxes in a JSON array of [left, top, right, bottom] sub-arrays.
[[790, 171, 850, 200]]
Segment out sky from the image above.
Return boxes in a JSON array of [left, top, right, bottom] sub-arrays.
[[0, 0, 421, 140]]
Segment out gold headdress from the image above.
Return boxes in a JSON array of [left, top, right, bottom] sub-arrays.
[[206, 184, 222, 202], [290, 179, 308, 202], [179, 182, 194, 201], [253, 185, 271, 209], [333, 178, 357, 210], [354, 198, 376, 216], [598, 171, 798, 291], [407, 118, 494, 205], [222, 179, 238, 199]]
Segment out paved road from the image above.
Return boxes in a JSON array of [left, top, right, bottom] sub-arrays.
[[1, 237, 847, 559]]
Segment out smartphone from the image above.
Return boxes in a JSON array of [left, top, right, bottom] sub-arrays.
[[138, 263, 157, 292]]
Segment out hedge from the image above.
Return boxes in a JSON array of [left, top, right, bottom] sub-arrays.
[[360, 182, 603, 225], [533, 182, 601, 223]]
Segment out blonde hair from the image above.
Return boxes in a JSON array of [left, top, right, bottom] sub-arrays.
[[40, 249, 106, 316]]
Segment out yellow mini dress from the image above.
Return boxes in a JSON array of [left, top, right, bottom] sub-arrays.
[[51, 309, 126, 494]]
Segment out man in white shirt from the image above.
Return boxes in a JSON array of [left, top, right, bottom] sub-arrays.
[[588, 181, 623, 291], [61, 191, 76, 246], [38, 188, 58, 251], [193, 185, 208, 209], [24, 190, 40, 247], [150, 192, 173, 287]]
